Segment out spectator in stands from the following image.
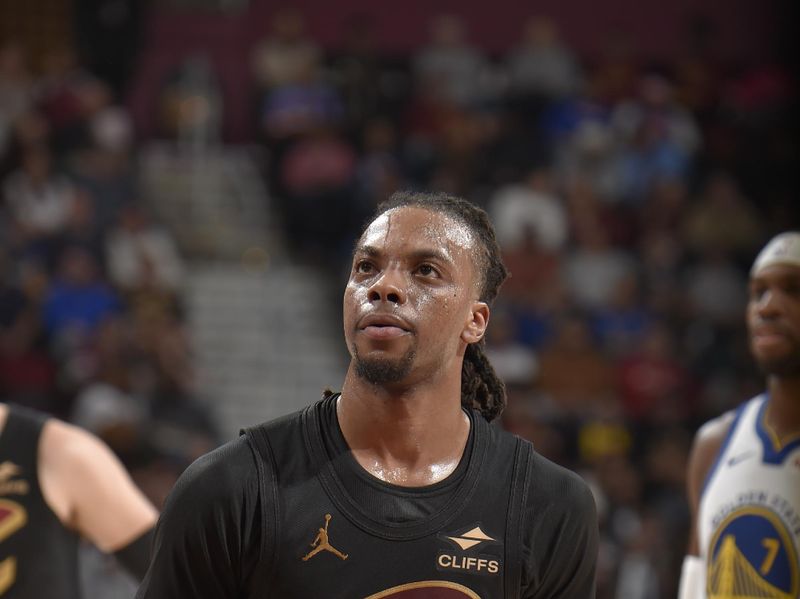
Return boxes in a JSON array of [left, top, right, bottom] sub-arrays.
[[354, 117, 403, 213], [0, 250, 56, 411], [252, 8, 321, 95], [489, 165, 567, 253], [106, 204, 185, 296], [0, 42, 34, 154], [537, 313, 615, 416], [279, 127, 358, 260], [616, 115, 691, 204], [55, 188, 105, 265], [563, 219, 636, 311], [3, 146, 75, 265], [157, 56, 223, 150], [683, 247, 748, 327], [484, 307, 539, 390], [413, 14, 491, 107], [682, 170, 763, 258], [42, 244, 121, 344], [617, 321, 693, 424], [612, 73, 701, 157], [506, 16, 583, 100], [556, 120, 625, 204], [590, 271, 652, 357], [331, 15, 383, 129]]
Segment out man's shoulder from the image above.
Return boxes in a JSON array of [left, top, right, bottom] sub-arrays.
[[528, 448, 595, 508], [243, 405, 310, 436], [686, 394, 764, 508], [492, 430, 595, 514], [176, 436, 258, 500], [691, 394, 763, 458]]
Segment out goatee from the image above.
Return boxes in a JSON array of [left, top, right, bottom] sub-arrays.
[[757, 352, 800, 377], [353, 347, 416, 385]]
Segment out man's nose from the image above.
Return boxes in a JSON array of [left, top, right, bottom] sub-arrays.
[[367, 269, 407, 305], [756, 289, 782, 319]]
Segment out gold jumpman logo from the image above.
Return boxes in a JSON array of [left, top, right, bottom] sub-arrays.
[[302, 514, 348, 562]]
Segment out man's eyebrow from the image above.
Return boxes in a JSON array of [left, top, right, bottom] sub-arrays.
[[406, 248, 453, 265], [353, 245, 380, 257], [352, 245, 453, 265]]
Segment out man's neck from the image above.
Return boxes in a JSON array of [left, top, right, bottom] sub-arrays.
[[766, 375, 800, 442], [337, 368, 470, 487]]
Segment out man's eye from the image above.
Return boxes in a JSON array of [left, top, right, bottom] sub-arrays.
[[783, 282, 800, 297], [356, 261, 374, 274], [416, 264, 438, 277]]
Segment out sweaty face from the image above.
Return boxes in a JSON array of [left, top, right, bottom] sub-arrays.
[[343, 207, 483, 387], [747, 264, 800, 377]]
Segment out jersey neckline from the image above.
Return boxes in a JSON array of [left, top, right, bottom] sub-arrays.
[[755, 394, 800, 464], [302, 394, 489, 541]]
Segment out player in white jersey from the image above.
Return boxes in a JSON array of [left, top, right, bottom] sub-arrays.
[[679, 232, 800, 599]]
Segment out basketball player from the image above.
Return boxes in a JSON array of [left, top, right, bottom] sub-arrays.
[[0, 402, 158, 597], [136, 191, 598, 597], [679, 232, 800, 598]]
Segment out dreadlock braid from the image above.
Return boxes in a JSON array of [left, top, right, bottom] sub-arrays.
[[462, 342, 507, 421], [369, 190, 510, 421]]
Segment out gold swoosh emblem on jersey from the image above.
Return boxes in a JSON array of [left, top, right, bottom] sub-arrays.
[[445, 526, 495, 551]]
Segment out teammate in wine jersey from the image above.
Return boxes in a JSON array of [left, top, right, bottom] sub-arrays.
[[679, 232, 800, 599], [0, 402, 157, 598], [136, 191, 598, 598]]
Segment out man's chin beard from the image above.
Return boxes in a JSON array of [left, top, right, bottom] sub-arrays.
[[353, 349, 416, 385], [757, 352, 800, 378]]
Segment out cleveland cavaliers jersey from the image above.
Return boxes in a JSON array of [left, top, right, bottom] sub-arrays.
[[136, 394, 598, 598], [698, 395, 800, 599], [245, 398, 535, 597], [0, 405, 80, 598]]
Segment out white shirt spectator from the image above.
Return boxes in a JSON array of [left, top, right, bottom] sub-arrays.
[[489, 180, 567, 252], [106, 209, 184, 293], [3, 167, 74, 235]]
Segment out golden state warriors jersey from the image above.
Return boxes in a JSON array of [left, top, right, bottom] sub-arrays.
[[699, 395, 800, 599]]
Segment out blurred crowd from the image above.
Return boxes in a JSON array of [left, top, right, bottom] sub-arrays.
[[0, 41, 219, 511], [2, 5, 797, 598]]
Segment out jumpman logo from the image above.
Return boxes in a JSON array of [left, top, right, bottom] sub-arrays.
[[301, 514, 348, 562]]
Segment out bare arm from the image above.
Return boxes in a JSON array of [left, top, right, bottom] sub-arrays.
[[678, 411, 735, 598], [684, 411, 735, 555], [39, 419, 158, 552]]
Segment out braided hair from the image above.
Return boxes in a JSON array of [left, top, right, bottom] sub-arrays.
[[364, 190, 510, 421]]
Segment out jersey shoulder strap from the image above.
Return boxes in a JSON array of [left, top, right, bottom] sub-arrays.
[[503, 435, 533, 599], [0, 403, 47, 477], [240, 407, 311, 591]]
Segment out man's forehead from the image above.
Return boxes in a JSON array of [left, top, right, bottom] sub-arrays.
[[750, 263, 800, 282], [359, 207, 477, 253]]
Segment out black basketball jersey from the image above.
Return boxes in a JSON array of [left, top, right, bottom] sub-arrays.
[[246, 396, 533, 597], [137, 395, 598, 598], [0, 405, 80, 598]]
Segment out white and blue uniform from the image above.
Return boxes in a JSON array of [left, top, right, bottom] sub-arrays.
[[699, 394, 800, 598]]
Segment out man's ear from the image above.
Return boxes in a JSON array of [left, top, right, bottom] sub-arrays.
[[462, 302, 489, 344]]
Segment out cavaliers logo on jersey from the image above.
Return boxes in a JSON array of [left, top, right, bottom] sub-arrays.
[[365, 581, 480, 598], [0, 498, 28, 594], [707, 506, 798, 598], [0, 462, 28, 497]]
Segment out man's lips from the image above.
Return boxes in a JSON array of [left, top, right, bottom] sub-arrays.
[[361, 325, 408, 340], [751, 328, 793, 349], [358, 314, 412, 339]]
